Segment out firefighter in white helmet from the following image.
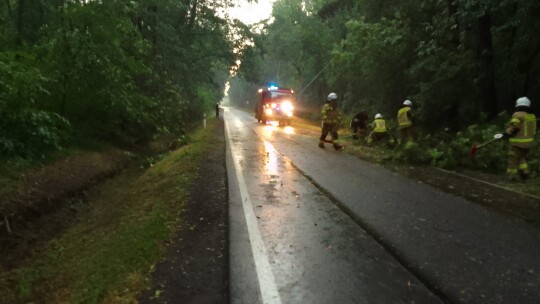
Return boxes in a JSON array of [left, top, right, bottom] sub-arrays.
[[367, 113, 395, 146], [319, 92, 344, 150], [397, 99, 414, 144], [504, 97, 536, 181]]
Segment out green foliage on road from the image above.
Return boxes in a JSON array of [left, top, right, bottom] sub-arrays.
[[1, 0, 239, 160], [0, 119, 218, 303]]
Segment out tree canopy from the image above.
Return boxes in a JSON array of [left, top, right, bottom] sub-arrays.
[[232, 0, 540, 130], [1, 0, 243, 158]]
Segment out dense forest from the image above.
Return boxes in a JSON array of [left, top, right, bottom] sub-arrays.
[[2, 0, 540, 169], [230, 0, 540, 131], [0, 0, 248, 160]]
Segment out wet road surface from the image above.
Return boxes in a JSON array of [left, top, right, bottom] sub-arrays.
[[224, 107, 540, 304]]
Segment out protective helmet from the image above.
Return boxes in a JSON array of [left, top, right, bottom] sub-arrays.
[[403, 100, 412, 106], [327, 92, 338, 101], [375, 113, 383, 119], [515, 97, 531, 107]]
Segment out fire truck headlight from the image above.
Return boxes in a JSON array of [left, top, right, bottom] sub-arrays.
[[265, 108, 273, 116], [282, 101, 294, 115]]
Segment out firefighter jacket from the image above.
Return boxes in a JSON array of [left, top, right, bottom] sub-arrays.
[[351, 112, 369, 130], [371, 118, 388, 133], [397, 106, 412, 129], [505, 111, 537, 149], [321, 103, 342, 125]]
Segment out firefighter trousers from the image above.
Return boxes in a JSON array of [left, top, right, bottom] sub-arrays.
[[320, 123, 339, 146], [507, 145, 530, 180]]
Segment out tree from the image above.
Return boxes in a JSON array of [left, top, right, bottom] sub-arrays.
[[1, 0, 240, 158]]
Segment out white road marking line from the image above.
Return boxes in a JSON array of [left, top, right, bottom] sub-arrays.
[[225, 116, 282, 304]]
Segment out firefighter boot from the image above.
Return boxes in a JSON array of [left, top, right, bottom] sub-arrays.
[[333, 143, 344, 151], [318, 141, 325, 149]]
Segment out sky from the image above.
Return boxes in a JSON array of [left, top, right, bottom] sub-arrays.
[[227, 0, 275, 25]]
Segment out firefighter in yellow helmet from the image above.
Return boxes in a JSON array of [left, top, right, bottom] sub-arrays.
[[367, 113, 395, 146], [504, 97, 537, 181], [319, 92, 344, 150], [397, 99, 414, 144]]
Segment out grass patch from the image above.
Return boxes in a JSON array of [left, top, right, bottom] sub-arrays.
[[0, 119, 218, 303]]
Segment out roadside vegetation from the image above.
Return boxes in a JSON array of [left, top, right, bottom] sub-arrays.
[[343, 125, 540, 196], [0, 119, 218, 303], [230, 0, 540, 127], [1, 1, 245, 283], [0, 0, 242, 166], [229, 0, 540, 195]]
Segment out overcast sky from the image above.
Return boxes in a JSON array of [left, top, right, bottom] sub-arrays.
[[227, 0, 275, 25]]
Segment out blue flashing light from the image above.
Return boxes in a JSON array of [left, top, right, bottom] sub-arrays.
[[267, 82, 278, 91]]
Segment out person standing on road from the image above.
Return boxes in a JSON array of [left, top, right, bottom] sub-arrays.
[[215, 102, 220, 118], [367, 113, 395, 146], [319, 92, 344, 150], [397, 99, 414, 144], [504, 97, 537, 181]]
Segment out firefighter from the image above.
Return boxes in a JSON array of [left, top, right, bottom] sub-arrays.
[[504, 97, 537, 181], [215, 102, 220, 118], [367, 113, 395, 146], [397, 99, 414, 144], [319, 92, 344, 150], [350, 111, 369, 140]]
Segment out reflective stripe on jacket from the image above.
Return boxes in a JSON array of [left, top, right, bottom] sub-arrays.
[[397, 106, 412, 129], [506, 111, 537, 149], [322, 103, 342, 124], [372, 118, 387, 133], [321, 103, 330, 120]]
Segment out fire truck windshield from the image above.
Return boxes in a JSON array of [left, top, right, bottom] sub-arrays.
[[269, 91, 293, 99]]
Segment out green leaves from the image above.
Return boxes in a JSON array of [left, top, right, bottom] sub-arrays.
[[1, 0, 237, 159], [0, 51, 68, 157]]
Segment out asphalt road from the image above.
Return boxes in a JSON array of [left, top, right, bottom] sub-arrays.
[[224, 107, 540, 304]]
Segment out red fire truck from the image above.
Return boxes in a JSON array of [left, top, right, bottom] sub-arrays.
[[255, 85, 295, 126]]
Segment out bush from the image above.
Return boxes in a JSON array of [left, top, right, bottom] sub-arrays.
[[386, 120, 539, 175], [391, 141, 431, 164], [0, 52, 70, 158], [0, 110, 70, 158]]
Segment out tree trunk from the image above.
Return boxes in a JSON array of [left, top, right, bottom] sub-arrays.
[[148, 5, 157, 57], [447, 0, 460, 47], [177, 0, 191, 28], [3, 215, 12, 234], [188, 0, 197, 29], [16, 0, 25, 45], [5, 0, 13, 17], [521, 44, 540, 95], [477, 12, 497, 119]]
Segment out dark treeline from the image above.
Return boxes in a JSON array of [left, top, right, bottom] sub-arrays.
[[1, 0, 244, 159], [231, 0, 540, 131]]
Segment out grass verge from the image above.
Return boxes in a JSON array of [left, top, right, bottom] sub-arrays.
[[0, 119, 218, 304]]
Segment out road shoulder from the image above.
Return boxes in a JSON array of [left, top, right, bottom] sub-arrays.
[[139, 117, 228, 304]]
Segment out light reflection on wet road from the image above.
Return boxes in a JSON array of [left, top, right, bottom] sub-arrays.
[[226, 107, 441, 304], [225, 106, 540, 304]]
